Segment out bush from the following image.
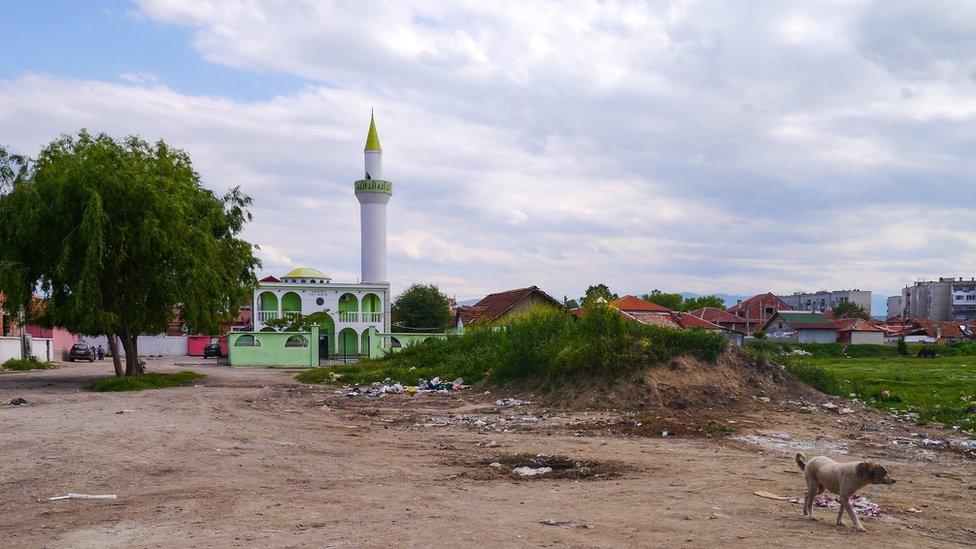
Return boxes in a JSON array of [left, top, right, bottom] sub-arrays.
[[1, 358, 58, 371], [91, 371, 203, 392], [897, 337, 908, 356], [298, 306, 728, 385], [752, 330, 766, 339]]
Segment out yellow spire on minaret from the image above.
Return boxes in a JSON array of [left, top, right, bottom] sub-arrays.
[[365, 110, 382, 152]]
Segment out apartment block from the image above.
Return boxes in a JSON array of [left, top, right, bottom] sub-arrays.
[[777, 289, 872, 316]]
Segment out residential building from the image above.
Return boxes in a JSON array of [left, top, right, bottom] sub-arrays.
[[777, 289, 872, 315], [727, 293, 792, 335], [688, 307, 750, 333], [761, 311, 837, 343], [611, 296, 744, 345], [899, 277, 976, 321], [893, 318, 971, 344], [832, 318, 884, 345], [455, 286, 562, 327], [886, 295, 902, 320]]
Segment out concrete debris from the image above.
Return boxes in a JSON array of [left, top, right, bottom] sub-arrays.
[[513, 466, 552, 477], [494, 398, 529, 407], [540, 518, 572, 526]]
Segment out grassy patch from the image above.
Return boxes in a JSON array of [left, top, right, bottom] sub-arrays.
[[91, 371, 204, 392], [297, 306, 728, 386], [786, 356, 976, 430], [1, 358, 59, 371]]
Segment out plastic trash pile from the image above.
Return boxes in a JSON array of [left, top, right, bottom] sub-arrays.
[[494, 398, 530, 407], [339, 377, 466, 397], [812, 494, 885, 517]]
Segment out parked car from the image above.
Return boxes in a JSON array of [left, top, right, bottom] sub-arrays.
[[202, 342, 223, 359], [68, 343, 96, 362]]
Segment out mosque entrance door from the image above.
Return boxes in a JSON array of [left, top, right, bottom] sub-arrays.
[[318, 335, 329, 364]]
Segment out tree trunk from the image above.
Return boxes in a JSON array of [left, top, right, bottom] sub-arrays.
[[118, 329, 138, 376], [106, 335, 124, 377]]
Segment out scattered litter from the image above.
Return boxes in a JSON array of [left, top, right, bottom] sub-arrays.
[[813, 494, 884, 517], [513, 466, 552, 477], [495, 398, 528, 407], [540, 518, 572, 526], [9, 398, 27, 406], [753, 491, 789, 501], [115, 409, 134, 414], [788, 349, 812, 356], [758, 396, 771, 403], [49, 493, 117, 501], [661, 430, 671, 437], [709, 512, 730, 519], [488, 462, 503, 469], [822, 403, 838, 411], [907, 507, 922, 513], [839, 407, 855, 414]]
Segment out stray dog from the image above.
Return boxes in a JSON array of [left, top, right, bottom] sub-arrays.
[[795, 453, 895, 532]]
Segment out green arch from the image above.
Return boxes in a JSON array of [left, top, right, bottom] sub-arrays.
[[360, 329, 370, 356], [362, 293, 381, 313], [338, 328, 358, 356], [281, 292, 302, 313], [259, 291, 278, 311], [338, 293, 359, 314], [308, 312, 335, 357]]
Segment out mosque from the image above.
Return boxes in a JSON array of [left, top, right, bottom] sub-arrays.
[[249, 114, 393, 358]]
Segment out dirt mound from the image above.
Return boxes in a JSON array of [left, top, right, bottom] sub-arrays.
[[537, 347, 817, 412]]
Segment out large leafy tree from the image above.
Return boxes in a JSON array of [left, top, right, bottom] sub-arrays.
[[0, 131, 259, 376], [581, 284, 617, 308], [833, 301, 870, 320], [641, 289, 683, 310], [391, 284, 452, 331], [680, 295, 727, 311]]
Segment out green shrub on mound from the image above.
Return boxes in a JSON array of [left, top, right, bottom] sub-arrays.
[[1, 358, 58, 371], [298, 306, 728, 386], [91, 371, 203, 392]]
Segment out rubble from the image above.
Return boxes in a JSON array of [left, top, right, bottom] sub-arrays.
[[513, 466, 552, 477], [812, 494, 885, 517], [494, 398, 529, 407]]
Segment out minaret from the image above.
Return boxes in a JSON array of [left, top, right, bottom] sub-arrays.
[[355, 112, 393, 283]]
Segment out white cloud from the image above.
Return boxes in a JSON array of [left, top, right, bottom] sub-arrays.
[[2, 0, 976, 301]]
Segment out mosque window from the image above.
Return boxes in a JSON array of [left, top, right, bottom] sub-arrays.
[[234, 335, 260, 347], [316, 298, 325, 306], [285, 335, 308, 347]]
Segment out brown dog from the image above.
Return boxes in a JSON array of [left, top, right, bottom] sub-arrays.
[[795, 453, 895, 532]]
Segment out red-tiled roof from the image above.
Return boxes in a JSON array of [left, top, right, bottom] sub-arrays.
[[831, 318, 882, 332], [689, 307, 746, 324], [623, 311, 682, 328], [673, 312, 726, 330], [456, 286, 561, 325], [909, 318, 967, 340], [611, 295, 671, 312], [258, 275, 281, 283], [727, 293, 791, 314]]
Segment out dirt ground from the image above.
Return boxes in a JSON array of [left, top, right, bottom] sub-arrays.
[[1, 357, 975, 548]]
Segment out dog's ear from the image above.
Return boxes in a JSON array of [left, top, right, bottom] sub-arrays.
[[856, 461, 871, 480]]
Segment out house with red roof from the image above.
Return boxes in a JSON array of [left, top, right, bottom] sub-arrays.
[[609, 295, 744, 345], [831, 317, 884, 345], [454, 286, 562, 327], [689, 307, 750, 333], [894, 318, 971, 344], [727, 293, 793, 335], [761, 311, 837, 343]]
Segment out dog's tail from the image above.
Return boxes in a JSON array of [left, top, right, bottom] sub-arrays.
[[795, 453, 807, 471]]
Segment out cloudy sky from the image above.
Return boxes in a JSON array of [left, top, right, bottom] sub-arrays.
[[2, 1, 975, 301]]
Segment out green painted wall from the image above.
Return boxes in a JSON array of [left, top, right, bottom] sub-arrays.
[[281, 292, 302, 313], [362, 293, 381, 313], [338, 328, 359, 355], [259, 292, 278, 310], [364, 326, 459, 358], [338, 293, 358, 313], [229, 326, 319, 367]]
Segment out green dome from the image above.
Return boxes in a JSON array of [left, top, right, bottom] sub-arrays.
[[283, 267, 328, 279]]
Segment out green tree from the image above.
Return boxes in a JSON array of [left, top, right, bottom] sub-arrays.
[[641, 289, 683, 311], [833, 301, 869, 320], [0, 131, 259, 376], [263, 312, 326, 332], [392, 284, 452, 331], [563, 296, 580, 310], [581, 284, 617, 307], [680, 295, 727, 311]]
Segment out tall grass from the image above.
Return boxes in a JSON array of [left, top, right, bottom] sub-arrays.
[[1, 358, 59, 371], [297, 306, 728, 385]]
